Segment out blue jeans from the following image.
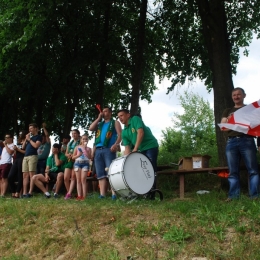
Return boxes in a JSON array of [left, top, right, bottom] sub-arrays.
[[142, 147, 158, 172], [94, 148, 116, 179], [142, 147, 159, 190], [226, 136, 259, 199]]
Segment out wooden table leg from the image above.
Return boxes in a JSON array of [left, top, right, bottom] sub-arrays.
[[179, 173, 185, 199]]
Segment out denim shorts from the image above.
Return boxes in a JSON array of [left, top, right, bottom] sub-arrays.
[[74, 160, 89, 171]]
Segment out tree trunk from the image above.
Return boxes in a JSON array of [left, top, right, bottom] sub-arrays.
[[130, 0, 148, 115], [35, 99, 43, 130], [97, 0, 112, 109], [196, 0, 234, 166], [63, 97, 76, 136]]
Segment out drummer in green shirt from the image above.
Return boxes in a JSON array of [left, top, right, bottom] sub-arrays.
[[117, 109, 159, 197]]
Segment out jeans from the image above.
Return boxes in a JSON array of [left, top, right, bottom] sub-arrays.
[[226, 136, 259, 199], [142, 147, 159, 191], [142, 147, 158, 172], [94, 148, 116, 179]]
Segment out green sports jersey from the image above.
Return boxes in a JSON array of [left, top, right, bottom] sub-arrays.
[[122, 116, 158, 152], [46, 152, 67, 172]]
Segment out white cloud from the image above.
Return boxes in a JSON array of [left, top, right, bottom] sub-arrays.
[[140, 79, 214, 143], [140, 37, 260, 144]]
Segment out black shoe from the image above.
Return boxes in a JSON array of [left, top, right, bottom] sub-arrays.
[[23, 193, 33, 198]]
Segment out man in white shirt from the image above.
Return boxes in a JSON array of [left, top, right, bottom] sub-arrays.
[[0, 134, 14, 197]]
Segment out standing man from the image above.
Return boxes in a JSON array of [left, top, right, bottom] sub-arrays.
[[117, 109, 159, 198], [22, 123, 42, 197], [89, 107, 122, 199], [221, 87, 259, 200], [0, 134, 14, 197]]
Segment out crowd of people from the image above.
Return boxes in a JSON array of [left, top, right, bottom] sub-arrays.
[[0, 107, 159, 200], [0, 92, 259, 201]]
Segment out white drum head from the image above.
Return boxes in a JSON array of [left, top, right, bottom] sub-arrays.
[[123, 152, 155, 195]]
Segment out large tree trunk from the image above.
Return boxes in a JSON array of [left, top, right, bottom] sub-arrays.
[[196, 0, 234, 166], [63, 97, 76, 136], [97, 0, 112, 109], [130, 0, 148, 115]]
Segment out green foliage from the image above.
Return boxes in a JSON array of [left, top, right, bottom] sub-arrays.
[[0, 0, 162, 137], [163, 226, 191, 243], [156, 0, 260, 90], [158, 91, 218, 166], [0, 0, 260, 145]]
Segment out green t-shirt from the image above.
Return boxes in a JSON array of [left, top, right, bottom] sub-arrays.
[[46, 152, 67, 172], [37, 142, 51, 160], [122, 116, 158, 152]]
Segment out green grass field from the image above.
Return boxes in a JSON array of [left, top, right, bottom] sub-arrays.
[[1, 175, 260, 260]]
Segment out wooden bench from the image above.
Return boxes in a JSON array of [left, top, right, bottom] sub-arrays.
[[157, 166, 229, 199]]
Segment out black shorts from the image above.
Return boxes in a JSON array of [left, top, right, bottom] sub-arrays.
[[48, 172, 60, 182]]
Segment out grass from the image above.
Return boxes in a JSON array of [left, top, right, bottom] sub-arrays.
[[1, 175, 260, 259]]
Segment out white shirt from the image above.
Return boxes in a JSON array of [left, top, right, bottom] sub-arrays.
[[0, 143, 14, 164]]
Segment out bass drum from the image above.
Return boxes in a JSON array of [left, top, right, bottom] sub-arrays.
[[108, 152, 155, 198]]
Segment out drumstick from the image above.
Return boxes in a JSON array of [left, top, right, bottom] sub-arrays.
[[96, 104, 102, 113]]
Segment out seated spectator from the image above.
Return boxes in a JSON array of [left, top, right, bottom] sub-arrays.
[[26, 143, 67, 198], [0, 134, 14, 197], [8, 130, 27, 198]]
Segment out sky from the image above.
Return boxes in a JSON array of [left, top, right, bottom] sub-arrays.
[[138, 37, 260, 145], [79, 37, 260, 149]]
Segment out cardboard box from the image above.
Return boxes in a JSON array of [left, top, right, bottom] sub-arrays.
[[178, 157, 193, 170], [192, 154, 211, 169]]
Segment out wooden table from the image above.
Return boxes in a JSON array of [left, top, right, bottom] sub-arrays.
[[157, 166, 229, 199]]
